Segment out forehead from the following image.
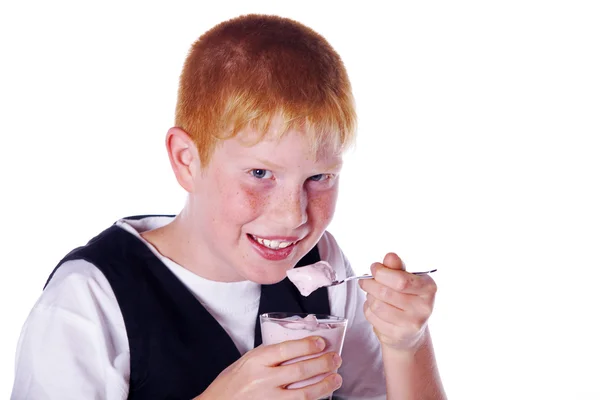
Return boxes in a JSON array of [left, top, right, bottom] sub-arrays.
[[219, 123, 343, 165]]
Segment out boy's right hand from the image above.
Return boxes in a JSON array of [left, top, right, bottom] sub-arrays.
[[195, 336, 343, 400]]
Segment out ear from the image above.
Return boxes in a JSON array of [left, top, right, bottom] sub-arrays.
[[165, 127, 199, 193]]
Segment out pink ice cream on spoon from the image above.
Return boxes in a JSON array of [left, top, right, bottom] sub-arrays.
[[286, 261, 336, 296]]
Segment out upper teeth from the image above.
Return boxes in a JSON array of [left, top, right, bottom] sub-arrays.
[[252, 235, 295, 249]]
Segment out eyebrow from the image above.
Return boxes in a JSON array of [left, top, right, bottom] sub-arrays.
[[256, 158, 283, 170], [256, 158, 343, 171], [322, 162, 343, 171]]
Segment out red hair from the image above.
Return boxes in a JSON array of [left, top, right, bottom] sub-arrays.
[[175, 14, 356, 167]]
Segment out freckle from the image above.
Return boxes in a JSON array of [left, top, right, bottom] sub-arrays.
[[241, 186, 265, 212]]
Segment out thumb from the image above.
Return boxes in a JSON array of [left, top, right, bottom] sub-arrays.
[[382, 252, 406, 271]]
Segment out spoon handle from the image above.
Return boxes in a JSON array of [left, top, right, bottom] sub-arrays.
[[335, 269, 437, 285]]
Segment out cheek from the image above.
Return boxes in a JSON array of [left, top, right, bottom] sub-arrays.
[[308, 188, 338, 226], [218, 181, 269, 223], [238, 185, 267, 216], [210, 171, 259, 220]]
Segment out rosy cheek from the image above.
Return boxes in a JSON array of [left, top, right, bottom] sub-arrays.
[[212, 172, 266, 221], [308, 188, 338, 226], [237, 183, 269, 217]]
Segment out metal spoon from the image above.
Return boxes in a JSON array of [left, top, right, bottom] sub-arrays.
[[328, 269, 437, 287]]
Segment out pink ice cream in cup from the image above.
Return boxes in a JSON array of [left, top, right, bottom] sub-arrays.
[[259, 312, 347, 393]]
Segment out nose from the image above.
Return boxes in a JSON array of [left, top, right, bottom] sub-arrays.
[[269, 186, 308, 229]]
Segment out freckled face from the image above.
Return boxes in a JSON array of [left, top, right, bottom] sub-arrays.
[[188, 127, 342, 283]]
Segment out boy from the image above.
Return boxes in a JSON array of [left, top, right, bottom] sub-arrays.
[[12, 14, 446, 399]]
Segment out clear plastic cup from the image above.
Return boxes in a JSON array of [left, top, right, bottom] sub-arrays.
[[260, 312, 347, 399]]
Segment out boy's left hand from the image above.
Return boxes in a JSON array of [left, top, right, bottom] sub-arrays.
[[358, 252, 437, 353]]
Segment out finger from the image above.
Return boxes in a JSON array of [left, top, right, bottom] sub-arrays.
[[284, 373, 343, 400], [363, 300, 401, 338], [277, 351, 342, 386], [382, 252, 405, 270], [257, 336, 326, 366], [370, 263, 438, 296], [366, 293, 433, 327], [361, 278, 435, 312], [363, 301, 426, 347], [361, 278, 409, 310]]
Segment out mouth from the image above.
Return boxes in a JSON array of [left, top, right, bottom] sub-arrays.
[[247, 234, 301, 250], [246, 233, 304, 261]]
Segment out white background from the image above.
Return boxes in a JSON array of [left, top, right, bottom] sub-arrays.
[[1, 1, 599, 399]]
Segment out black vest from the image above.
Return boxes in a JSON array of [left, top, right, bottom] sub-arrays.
[[45, 217, 331, 400]]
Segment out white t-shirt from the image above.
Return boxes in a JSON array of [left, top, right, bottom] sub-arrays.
[[11, 216, 386, 399]]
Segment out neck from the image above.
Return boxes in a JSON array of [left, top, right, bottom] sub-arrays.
[[141, 206, 246, 282]]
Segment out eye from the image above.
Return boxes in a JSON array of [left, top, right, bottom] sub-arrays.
[[250, 169, 273, 179], [309, 174, 331, 182]]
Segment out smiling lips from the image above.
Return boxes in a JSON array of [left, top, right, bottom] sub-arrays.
[[248, 234, 302, 261], [250, 234, 298, 249]]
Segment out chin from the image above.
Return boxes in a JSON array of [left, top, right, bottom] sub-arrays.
[[241, 263, 290, 285], [253, 276, 286, 285]]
